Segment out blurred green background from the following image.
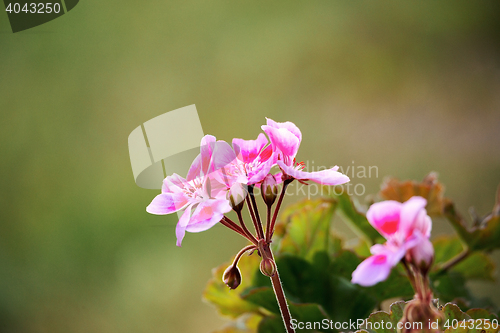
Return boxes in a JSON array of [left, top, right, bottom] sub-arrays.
[[1, 1, 499, 332]]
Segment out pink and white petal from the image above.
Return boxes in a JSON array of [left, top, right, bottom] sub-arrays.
[[258, 144, 274, 163], [413, 209, 432, 238], [370, 244, 387, 255], [366, 200, 403, 238], [207, 176, 229, 200], [175, 205, 193, 247], [146, 193, 189, 215], [188, 199, 232, 231], [265, 118, 302, 142], [247, 159, 274, 185], [277, 161, 350, 185], [162, 173, 187, 193], [185, 212, 225, 233], [200, 135, 216, 174], [232, 133, 268, 164], [370, 243, 406, 266], [264, 118, 280, 129], [351, 253, 395, 287], [408, 235, 434, 268], [210, 141, 237, 173], [399, 196, 428, 238], [186, 154, 202, 181], [269, 127, 301, 158], [273, 172, 284, 184], [303, 168, 349, 185]]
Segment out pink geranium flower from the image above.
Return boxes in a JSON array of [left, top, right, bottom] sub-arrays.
[[213, 133, 275, 193], [146, 135, 232, 246], [351, 196, 434, 287], [261, 118, 349, 186]]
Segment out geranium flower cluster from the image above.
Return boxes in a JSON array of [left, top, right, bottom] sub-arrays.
[[351, 197, 440, 332], [146, 118, 350, 247], [351, 196, 434, 287]]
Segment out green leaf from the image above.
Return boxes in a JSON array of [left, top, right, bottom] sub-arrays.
[[257, 316, 286, 333], [203, 251, 261, 318], [466, 308, 499, 321], [271, 252, 377, 323], [453, 252, 495, 281], [273, 198, 338, 261], [431, 271, 471, 303], [330, 250, 413, 303], [433, 235, 464, 265], [442, 302, 471, 322], [213, 314, 262, 333], [243, 287, 334, 332], [444, 195, 500, 252], [440, 303, 500, 333], [433, 236, 496, 281], [288, 303, 331, 329], [360, 301, 406, 333], [364, 266, 414, 302], [330, 189, 381, 244], [241, 287, 280, 315]]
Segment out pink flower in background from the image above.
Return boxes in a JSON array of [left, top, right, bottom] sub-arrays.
[[351, 196, 434, 286], [262, 118, 349, 186], [146, 135, 232, 246]]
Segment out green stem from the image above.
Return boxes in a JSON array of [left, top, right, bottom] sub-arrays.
[[437, 248, 470, 273]]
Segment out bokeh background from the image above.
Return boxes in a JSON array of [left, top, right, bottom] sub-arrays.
[[1, 1, 500, 332]]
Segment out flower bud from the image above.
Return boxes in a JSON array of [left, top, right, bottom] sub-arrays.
[[260, 258, 277, 277], [261, 174, 278, 206], [227, 183, 248, 212], [222, 265, 242, 290], [408, 236, 434, 275]]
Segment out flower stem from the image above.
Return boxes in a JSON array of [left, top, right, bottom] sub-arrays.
[[248, 186, 265, 240], [269, 248, 295, 333], [236, 210, 258, 245], [437, 248, 470, 273], [401, 259, 419, 294], [221, 216, 256, 244], [246, 195, 263, 240], [233, 244, 257, 265], [268, 180, 291, 242], [265, 205, 272, 242]]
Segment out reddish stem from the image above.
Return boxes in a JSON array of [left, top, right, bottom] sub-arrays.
[[248, 186, 265, 239], [236, 210, 258, 245], [232, 244, 257, 265], [221, 216, 256, 244], [268, 180, 291, 242], [245, 195, 262, 239], [269, 247, 295, 333]]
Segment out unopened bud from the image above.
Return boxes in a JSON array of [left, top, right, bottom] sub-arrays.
[[408, 237, 434, 275], [261, 174, 278, 206], [227, 183, 248, 212], [260, 258, 277, 277], [223, 265, 242, 290]]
